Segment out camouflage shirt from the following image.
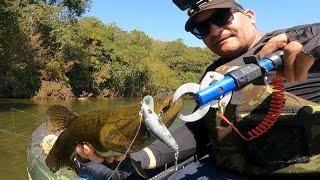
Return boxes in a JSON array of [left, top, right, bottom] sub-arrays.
[[186, 22, 320, 175]]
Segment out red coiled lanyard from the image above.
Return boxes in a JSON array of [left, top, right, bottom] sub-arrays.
[[218, 77, 285, 141]]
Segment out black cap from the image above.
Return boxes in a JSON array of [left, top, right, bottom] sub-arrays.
[[185, 0, 244, 32]]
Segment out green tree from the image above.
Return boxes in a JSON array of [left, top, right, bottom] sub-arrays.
[[106, 60, 148, 97], [25, 0, 91, 17], [67, 62, 97, 97], [0, 0, 213, 99], [0, 0, 43, 98]]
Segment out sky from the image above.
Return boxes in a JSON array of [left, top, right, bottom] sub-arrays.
[[84, 0, 320, 47]]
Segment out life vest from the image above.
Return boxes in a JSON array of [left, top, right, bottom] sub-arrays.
[[203, 32, 320, 175]]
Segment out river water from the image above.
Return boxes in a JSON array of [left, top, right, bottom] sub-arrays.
[[0, 98, 195, 180]]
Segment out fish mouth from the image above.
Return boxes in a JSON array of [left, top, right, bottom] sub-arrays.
[[160, 97, 183, 117], [162, 98, 174, 111], [151, 92, 183, 121]]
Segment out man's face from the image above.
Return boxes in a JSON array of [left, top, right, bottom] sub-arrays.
[[194, 9, 257, 59]]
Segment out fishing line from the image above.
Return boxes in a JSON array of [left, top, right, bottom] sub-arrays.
[[11, 108, 15, 133], [0, 108, 42, 139], [10, 108, 42, 137], [107, 114, 142, 180], [10, 108, 42, 119], [0, 129, 29, 139]]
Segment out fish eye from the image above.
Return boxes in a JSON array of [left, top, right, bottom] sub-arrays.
[[159, 111, 164, 118]]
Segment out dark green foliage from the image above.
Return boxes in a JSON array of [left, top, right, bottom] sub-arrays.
[[155, 39, 213, 84], [25, 0, 91, 17], [0, 0, 42, 98], [0, 1, 214, 99], [63, 0, 92, 17], [67, 62, 97, 97], [106, 60, 148, 97]]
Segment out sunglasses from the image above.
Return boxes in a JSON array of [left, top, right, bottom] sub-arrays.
[[190, 8, 238, 39]]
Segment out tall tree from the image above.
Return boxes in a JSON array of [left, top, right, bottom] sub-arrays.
[[0, 0, 42, 97], [24, 0, 91, 17]]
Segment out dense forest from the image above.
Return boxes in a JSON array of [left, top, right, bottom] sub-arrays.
[[0, 0, 216, 99]]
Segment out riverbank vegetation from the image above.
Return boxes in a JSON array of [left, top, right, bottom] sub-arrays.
[[0, 0, 215, 99]]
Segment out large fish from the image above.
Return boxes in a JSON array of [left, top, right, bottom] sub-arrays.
[[45, 92, 183, 173]]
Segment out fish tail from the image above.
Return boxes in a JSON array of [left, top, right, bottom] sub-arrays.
[[45, 129, 76, 172]]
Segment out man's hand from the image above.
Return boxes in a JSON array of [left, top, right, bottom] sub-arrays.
[[258, 33, 315, 82], [74, 144, 139, 179], [75, 143, 126, 164]]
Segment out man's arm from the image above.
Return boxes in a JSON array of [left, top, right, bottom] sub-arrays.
[[258, 23, 320, 82], [286, 22, 320, 57], [76, 125, 198, 170], [131, 125, 197, 169]]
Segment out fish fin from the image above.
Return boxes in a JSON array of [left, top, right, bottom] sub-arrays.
[[131, 158, 148, 178], [46, 105, 78, 132]]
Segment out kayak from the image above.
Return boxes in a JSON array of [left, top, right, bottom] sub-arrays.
[[27, 123, 77, 180], [26, 122, 196, 180], [26, 122, 250, 179]]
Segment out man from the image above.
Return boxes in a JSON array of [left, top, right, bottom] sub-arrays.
[[75, 0, 320, 179]]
